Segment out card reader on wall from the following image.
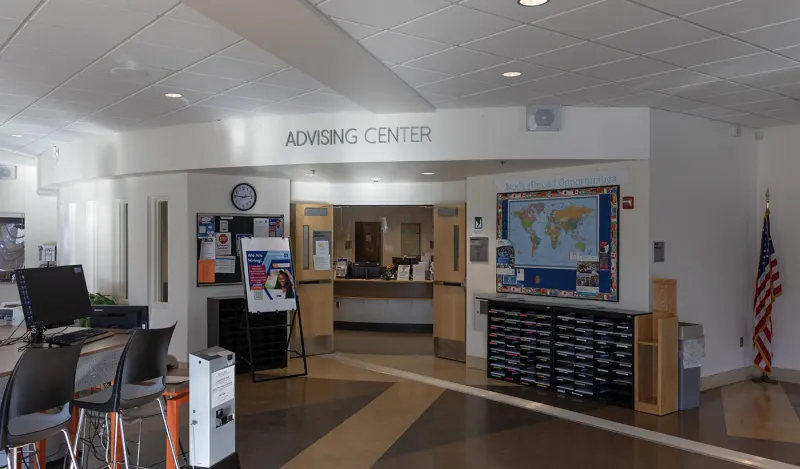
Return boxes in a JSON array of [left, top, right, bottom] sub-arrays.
[[190, 347, 240, 469]]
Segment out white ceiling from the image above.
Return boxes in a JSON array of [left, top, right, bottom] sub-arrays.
[[193, 159, 606, 183], [3, 0, 800, 155]]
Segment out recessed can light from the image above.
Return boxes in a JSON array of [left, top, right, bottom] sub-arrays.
[[10, 134, 23, 138], [518, 0, 550, 6], [422, 172, 435, 175], [165, 93, 183, 98], [502, 71, 523, 78]]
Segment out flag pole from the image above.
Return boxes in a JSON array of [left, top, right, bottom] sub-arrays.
[[753, 187, 779, 385]]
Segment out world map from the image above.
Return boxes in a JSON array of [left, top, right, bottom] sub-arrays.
[[508, 197, 598, 268]]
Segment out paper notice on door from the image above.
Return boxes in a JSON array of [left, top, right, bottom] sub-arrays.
[[215, 256, 236, 274], [315, 240, 330, 256], [254, 218, 270, 238], [200, 238, 215, 260], [313, 254, 331, 271], [211, 366, 235, 408]]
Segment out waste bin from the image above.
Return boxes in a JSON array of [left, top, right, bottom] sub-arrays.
[[678, 322, 704, 410]]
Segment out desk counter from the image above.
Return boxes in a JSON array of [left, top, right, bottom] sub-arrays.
[[333, 279, 433, 332], [334, 279, 433, 299]]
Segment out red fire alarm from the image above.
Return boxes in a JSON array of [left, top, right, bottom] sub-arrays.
[[622, 196, 634, 209]]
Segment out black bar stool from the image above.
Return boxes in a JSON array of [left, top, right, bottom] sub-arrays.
[[72, 325, 178, 469], [0, 344, 83, 469]]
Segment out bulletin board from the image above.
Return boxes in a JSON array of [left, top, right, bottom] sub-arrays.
[[196, 213, 284, 286], [496, 185, 619, 302]]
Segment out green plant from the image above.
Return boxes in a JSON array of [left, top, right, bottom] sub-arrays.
[[81, 293, 117, 327]]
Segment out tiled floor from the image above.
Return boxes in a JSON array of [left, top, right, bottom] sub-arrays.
[[73, 352, 800, 469]]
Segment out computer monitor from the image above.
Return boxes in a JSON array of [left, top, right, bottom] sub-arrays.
[[90, 305, 149, 330], [15, 265, 93, 335]]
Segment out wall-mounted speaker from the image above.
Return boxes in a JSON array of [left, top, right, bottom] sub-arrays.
[[526, 105, 562, 132]]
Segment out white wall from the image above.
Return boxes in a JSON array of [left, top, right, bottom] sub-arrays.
[[292, 181, 466, 205], [0, 166, 57, 304], [39, 107, 650, 188], [186, 173, 290, 354], [58, 174, 190, 360], [466, 161, 651, 360], [757, 123, 800, 372], [650, 110, 757, 377]]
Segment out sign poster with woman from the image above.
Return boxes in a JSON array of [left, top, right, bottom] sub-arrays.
[[240, 237, 297, 312]]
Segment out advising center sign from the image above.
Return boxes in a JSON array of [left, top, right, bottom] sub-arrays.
[[497, 168, 630, 193]]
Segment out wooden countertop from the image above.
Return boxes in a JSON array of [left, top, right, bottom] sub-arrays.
[[0, 326, 130, 377], [335, 279, 433, 284]]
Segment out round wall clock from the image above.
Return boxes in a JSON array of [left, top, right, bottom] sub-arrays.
[[231, 183, 257, 211]]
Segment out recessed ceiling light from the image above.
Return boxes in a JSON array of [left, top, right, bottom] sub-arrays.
[[518, 0, 550, 6], [10, 134, 23, 138], [371, 177, 381, 183], [502, 71, 522, 78], [165, 93, 183, 98], [422, 172, 435, 175]]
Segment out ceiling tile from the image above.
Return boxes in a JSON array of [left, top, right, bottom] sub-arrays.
[[731, 67, 800, 89], [0, 104, 22, 120], [459, 0, 603, 23], [93, 95, 188, 121], [159, 71, 245, 94], [225, 83, 306, 102], [47, 86, 126, 107], [595, 19, 719, 55], [734, 18, 800, 50], [416, 77, 501, 98], [81, 58, 172, 86], [187, 56, 283, 81], [14, 20, 120, 59], [2, 116, 65, 133], [106, 41, 213, 72], [577, 56, 676, 82], [200, 95, 273, 111], [93, 0, 178, 15], [629, 0, 736, 16], [554, 83, 640, 102], [390, 65, 452, 87], [758, 108, 800, 122], [776, 44, 800, 61], [32, 0, 156, 42], [597, 92, 665, 107], [67, 116, 141, 132], [16, 108, 87, 123], [0, 18, 18, 46], [0, 93, 37, 107], [0, 44, 94, 76], [0, 61, 77, 87], [165, 3, 221, 27], [0, 78, 53, 98], [460, 85, 550, 107], [685, 0, 800, 35], [253, 102, 323, 115], [393, 5, 519, 46], [0, 133, 45, 149], [135, 18, 240, 54], [525, 42, 632, 71], [257, 69, 323, 91], [282, 91, 361, 110], [360, 32, 450, 64], [534, 0, 670, 40], [132, 85, 214, 104], [135, 105, 242, 128], [683, 107, 747, 119], [647, 37, 761, 68], [692, 53, 797, 79], [730, 98, 800, 113], [463, 25, 582, 60], [461, 61, 560, 85], [215, 41, 288, 67], [660, 80, 749, 98], [651, 96, 710, 112], [404, 47, 508, 75], [699, 89, 784, 106], [521, 73, 608, 94], [769, 82, 800, 98], [719, 113, 788, 128], [622, 69, 717, 91], [317, 0, 449, 30], [1, 0, 40, 20], [31, 97, 111, 114], [332, 18, 381, 40]]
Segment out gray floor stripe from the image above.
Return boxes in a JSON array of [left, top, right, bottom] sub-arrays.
[[328, 353, 799, 469]]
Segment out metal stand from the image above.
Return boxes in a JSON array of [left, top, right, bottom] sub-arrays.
[[752, 372, 779, 385], [240, 237, 308, 384]]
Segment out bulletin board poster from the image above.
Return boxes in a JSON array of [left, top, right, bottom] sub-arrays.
[[496, 185, 619, 302], [240, 237, 297, 312]]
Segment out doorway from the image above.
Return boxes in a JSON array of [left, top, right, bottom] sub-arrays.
[[354, 221, 382, 263]]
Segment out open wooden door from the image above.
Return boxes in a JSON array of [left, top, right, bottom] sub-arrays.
[[291, 203, 334, 355], [433, 203, 466, 362]]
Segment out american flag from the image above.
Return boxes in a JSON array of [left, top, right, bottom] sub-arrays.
[[754, 207, 782, 374]]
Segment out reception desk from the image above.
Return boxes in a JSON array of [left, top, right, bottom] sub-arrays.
[[333, 279, 433, 332]]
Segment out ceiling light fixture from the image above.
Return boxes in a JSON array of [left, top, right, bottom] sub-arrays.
[[422, 172, 435, 175], [165, 93, 183, 98], [502, 71, 522, 78], [518, 0, 550, 6], [371, 177, 381, 183], [10, 134, 23, 138]]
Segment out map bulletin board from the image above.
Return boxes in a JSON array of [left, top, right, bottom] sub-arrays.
[[496, 185, 619, 302]]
